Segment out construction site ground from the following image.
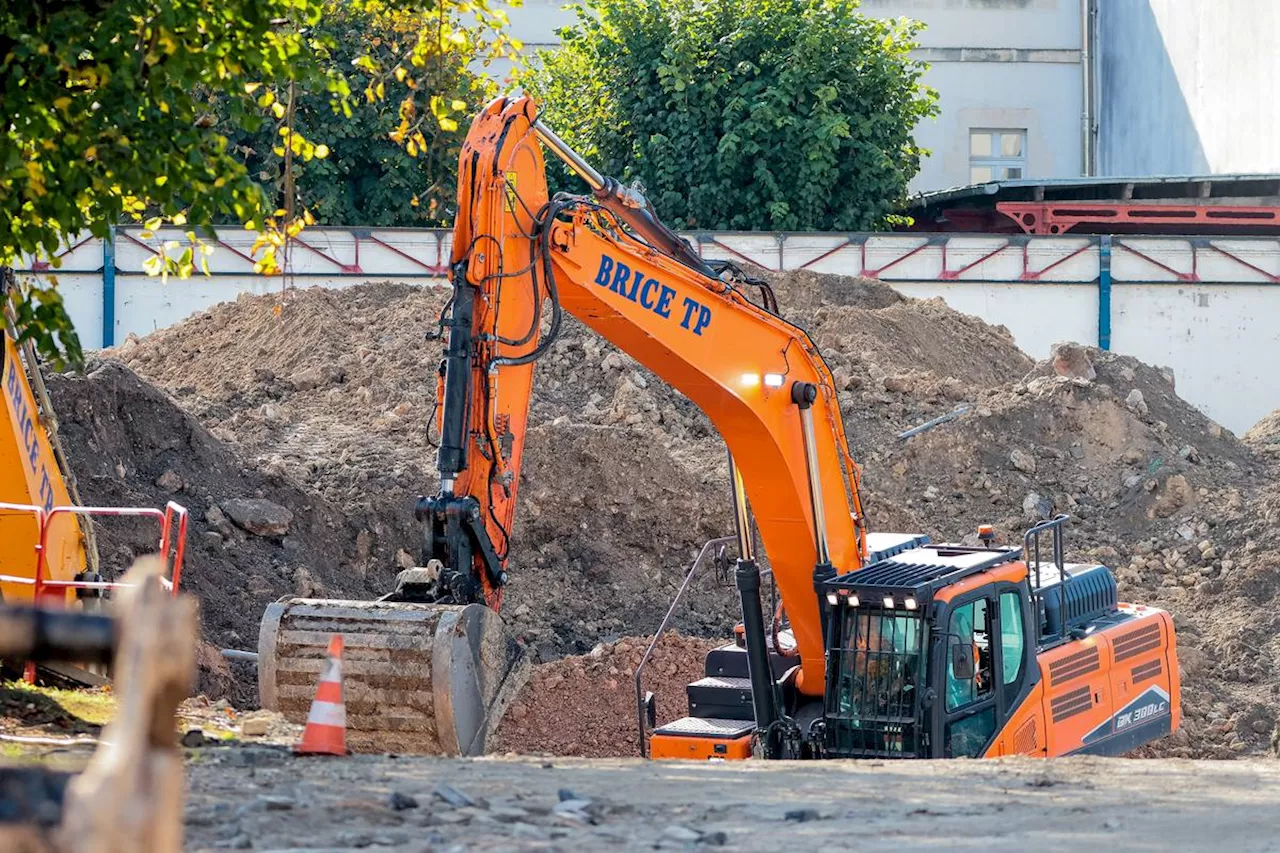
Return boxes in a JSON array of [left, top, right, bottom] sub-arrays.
[[41, 273, 1280, 761], [4, 683, 1279, 851], [181, 753, 1280, 852]]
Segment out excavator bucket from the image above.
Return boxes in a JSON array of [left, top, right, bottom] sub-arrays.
[[257, 599, 528, 755]]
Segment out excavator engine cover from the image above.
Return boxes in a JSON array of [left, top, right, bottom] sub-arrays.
[[258, 599, 527, 754]]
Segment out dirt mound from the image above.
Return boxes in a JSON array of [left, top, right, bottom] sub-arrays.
[[1244, 408, 1280, 454], [44, 360, 383, 702], [94, 276, 1280, 759], [111, 286, 736, 659], [493, 633, 719, 757]]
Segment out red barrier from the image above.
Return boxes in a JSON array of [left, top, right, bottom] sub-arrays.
[[0, 501, 190, 683]]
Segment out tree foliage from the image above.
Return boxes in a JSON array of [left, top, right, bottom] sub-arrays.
[[523, 0, 937, 232], [0, 0, 514, 365], [218, 4, 497, 227]]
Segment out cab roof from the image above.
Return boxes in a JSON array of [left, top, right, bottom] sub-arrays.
[[826, 545, 1021, 606]]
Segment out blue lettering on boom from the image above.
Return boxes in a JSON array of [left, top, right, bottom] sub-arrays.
[[591, 254, 712, 336]]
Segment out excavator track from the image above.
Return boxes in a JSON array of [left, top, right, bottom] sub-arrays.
[[258, 599, 528, 755]]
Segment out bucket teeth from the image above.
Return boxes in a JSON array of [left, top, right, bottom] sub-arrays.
[[258, 598, 527, 755]]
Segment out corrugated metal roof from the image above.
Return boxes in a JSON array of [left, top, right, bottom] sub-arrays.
[[908, 174, 1280, 211]]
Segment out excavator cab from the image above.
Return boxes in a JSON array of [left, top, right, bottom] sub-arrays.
[[821, 543, 1034, 758], [821, 517, 1180, 759]]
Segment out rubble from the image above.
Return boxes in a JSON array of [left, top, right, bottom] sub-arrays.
[[221, 498, 293, 537]]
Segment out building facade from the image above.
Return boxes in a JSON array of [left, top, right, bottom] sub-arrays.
[[861, 0, 1087, 192], [503, 0, 1278, 193]]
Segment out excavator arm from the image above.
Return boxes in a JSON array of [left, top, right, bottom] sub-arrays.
[[423, 96, 869, 702]]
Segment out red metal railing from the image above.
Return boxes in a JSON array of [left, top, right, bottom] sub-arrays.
[[0, 501, 189, 682]]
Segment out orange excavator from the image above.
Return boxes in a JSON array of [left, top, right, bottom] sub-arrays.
[[259, 96, 1180, 760]]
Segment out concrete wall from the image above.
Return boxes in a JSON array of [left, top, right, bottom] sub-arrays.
[[1098, 0, 1280, 176], [19, 228, 1280, 436]]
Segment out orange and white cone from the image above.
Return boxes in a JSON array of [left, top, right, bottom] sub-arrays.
[[296, 633, 347, 755]]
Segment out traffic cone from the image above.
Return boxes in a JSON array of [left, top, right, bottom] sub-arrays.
[[296, 633, 347, 755]]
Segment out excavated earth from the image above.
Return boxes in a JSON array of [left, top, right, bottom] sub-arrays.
[[41, 273, 1280, 761]]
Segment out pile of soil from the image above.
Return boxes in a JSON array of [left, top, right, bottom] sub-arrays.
[[44, 362, 383, 702], [69, 274, 1280, 759], [492, 633, 719, 757], [1244, 407, 1280, 455], [109, 285, 738, 659]]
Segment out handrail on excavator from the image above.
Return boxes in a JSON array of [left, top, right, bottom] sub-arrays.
[[633, 535, 735, 758]]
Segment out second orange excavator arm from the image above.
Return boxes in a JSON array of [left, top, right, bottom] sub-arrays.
[[426, 96, 868, 697]]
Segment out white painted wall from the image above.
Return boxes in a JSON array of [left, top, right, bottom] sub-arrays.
[[910, 60, 1084, 191], [862, 0, 1081, 52], [19, 228, 1280, 436], [1099, 0, 1280, 176], [1111, 282, 1280, 436]]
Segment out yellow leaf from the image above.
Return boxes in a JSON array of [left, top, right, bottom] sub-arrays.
[[257, 90, 275, 108], [172, 213, 187, 226], [271, 101, 286, 119], [144, 216, 163, 230], [374, 81, 385, 100], [406, 139, 418, 157], [394, 66, 407, 82], [450, 100, 467, 111], [158, 101, 170, 114], [245, 82, 262, 95], [83, 145, 97, 160], [440, 117, 458, 132], [410, 195, 420, 207], [155, 175, 168, 186], [53, 96, 72, 111], [314, 144, 330, 159]]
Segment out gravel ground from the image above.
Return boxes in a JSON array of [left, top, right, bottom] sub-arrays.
[[183, 751, 1280, 852]]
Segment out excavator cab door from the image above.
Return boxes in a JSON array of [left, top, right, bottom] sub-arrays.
[[930, 581, 1035, 757]]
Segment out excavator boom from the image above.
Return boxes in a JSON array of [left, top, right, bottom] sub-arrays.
[[441, 96, 870, 692]]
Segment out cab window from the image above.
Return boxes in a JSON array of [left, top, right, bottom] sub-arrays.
[[1000, 591, 1025, 686], [945, 599, 993, 712]]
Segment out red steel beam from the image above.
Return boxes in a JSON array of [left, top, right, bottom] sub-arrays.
[[997, 202, 1280, 235]]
